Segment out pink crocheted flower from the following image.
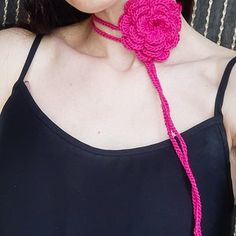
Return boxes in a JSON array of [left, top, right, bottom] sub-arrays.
[[118, 0, 182, 63]]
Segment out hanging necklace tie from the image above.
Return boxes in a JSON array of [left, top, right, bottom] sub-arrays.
[[90, 0, 202, 235]]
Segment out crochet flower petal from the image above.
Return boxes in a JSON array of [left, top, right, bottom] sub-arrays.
[[132, 5, 150, 23], [129, 25, 145, 45], [119, 0, 182, 63], [136, 15, 151, 36], [119, 15, 132, 37]]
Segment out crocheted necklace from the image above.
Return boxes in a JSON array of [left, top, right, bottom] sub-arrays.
[[90, 0, 202, 235]]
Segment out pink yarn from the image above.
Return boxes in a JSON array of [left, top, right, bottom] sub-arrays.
[[90, 0, 202, 235]]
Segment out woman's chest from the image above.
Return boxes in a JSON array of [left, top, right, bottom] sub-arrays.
[[22, 59, 221, 150]]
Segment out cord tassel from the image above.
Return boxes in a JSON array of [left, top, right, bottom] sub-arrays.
[[144, 61, 202, 236]]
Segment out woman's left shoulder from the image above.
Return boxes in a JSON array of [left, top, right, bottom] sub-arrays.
[[212, 46, 236, 150]]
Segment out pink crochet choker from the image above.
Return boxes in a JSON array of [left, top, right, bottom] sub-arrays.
[[90, 0, 202, 235]]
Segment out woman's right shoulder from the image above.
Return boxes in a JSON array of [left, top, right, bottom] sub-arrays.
[[0, 27, 36, 79], [0, 27, 36, 111], [0, 27, 36, 54]]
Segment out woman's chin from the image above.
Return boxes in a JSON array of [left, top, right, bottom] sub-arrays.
[[65, 0, 120, 14]]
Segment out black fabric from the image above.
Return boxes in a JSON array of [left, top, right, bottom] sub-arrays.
[[0, 34, 236, 236]]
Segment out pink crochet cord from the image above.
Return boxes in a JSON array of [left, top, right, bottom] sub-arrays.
[[90, 0, 202, 235]]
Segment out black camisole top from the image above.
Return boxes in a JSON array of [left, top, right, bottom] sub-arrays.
[[0, 34, 236, 236]]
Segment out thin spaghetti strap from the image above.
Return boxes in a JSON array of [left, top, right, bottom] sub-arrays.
[[12, 33, 44, 92], [214, 56, 236, 118], [18, 33, 44, 82]]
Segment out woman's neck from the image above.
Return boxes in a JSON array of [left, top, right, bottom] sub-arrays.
[[61, 3, 214, 72], [84, 14, 203, 71]]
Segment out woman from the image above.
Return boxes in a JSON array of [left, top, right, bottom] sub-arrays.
[[0, 0, 236, 235]]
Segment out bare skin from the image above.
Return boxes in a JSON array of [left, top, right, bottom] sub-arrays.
[[0, 1, 236, 199]]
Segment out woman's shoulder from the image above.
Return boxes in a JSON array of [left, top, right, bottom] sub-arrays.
[[192, 27, 235, 62], [197, 32, 236, 150], [176, 25, 236, 87], [0, 27, 36, 88], [0, 27, 36, 62], [195, 30, 236, 94], [0, 26, 34, 39], [0, 27, 37, 110]]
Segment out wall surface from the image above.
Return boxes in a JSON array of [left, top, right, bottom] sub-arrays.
[[190, 0, 236, 50]]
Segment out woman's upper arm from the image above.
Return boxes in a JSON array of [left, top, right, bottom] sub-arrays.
[[224, 60, 236, 150], [0, 27, 35, 112], [230, 68, 236, 149]]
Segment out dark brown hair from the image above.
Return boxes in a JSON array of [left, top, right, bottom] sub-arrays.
[[19, 0, 193, 34]]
